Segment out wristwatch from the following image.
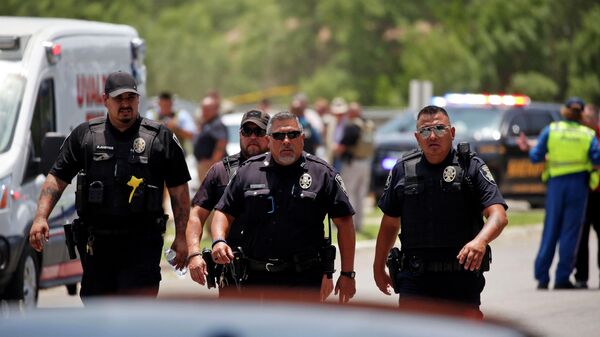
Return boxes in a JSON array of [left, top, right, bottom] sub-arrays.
[[340, 271, 356, 279]]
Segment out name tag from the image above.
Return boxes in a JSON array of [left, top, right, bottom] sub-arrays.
[[250, 184, 266, 189]]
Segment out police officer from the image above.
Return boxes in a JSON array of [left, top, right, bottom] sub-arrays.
[[373, 105, 508, 316], [29, 71, 191, 300], [211, 111, 356, 302], [518, 97, 600, 289], [186, 109, 271, 286]]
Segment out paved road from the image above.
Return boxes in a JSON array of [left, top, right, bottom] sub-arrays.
[[37, 224, 599, 337]]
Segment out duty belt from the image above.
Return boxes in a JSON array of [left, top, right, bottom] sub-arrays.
[[404, 256, 466, 273], [247, 258, 293, 273]]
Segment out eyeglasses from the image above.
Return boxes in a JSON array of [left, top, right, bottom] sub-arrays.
[[240, 126, 267, 137], [417, 125, 450, 138], [270, 131, 302, 141]]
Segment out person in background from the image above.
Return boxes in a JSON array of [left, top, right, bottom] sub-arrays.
[[290, 94, 322, 155], [574, 103, 600, 288], [146, 91, 197, 151], [518, 97, 600, 289], [193, 95, 228, 184], [335, 102, 374, 232]]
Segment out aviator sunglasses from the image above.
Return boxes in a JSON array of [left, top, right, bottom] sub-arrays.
[[270, 130, 302, 141], [417, 125, 450, 138], [240, 126, 267, 137]]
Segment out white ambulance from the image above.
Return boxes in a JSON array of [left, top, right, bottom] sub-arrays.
[[0, 17, 146, 307]]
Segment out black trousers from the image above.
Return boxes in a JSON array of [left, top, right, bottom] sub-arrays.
[[394, 269, 485, 315], [76, 230, 163, 303], [575, 192, 600, 282]]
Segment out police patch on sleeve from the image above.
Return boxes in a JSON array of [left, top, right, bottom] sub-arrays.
[[480, 164, 496, 184], [335, 174, 348, 195], [173, 134, 183, 151], [384, 171, 392, 190]]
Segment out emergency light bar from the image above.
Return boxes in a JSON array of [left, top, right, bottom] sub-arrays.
[[432, 93, 530, 107]]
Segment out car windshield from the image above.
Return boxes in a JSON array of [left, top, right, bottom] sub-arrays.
[[377, 112, 416, 134], [0, 71, 26, 153], [446, 107, 504, 141]]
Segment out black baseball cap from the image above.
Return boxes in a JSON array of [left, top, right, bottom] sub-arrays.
[[104, 71, 139, 97], [565, 97, 585, 109], [241, 109, 270, 130]]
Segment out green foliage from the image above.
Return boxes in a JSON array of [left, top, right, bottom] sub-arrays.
[[2, 0, 599, 106], [508, 72, 559, 101]]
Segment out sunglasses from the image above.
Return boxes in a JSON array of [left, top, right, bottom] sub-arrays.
[[417, 125, 450, 138], [270, 131, 302, 141], [240, 126, 267, 137]]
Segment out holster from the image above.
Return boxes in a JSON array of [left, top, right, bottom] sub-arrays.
[[386, 247, 403, 293], [221, 248, 247, 290], [320, 245, 336, 277], [63, 223, 77, 260], [202, 248, 218, 289]]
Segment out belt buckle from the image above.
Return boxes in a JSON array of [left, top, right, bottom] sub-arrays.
[[265, 262, 274, 272]]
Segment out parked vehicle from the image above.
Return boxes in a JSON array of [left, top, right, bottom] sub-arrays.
[[371, 93, 562, 207], [0, 17, 146, 307]]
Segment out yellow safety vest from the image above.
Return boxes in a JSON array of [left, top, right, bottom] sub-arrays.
[[545, 121, 595, 184]]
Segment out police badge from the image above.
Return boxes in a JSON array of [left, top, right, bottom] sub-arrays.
[[443, 166, 457, 182], [299, 173, 312, 189], [132, 137, 145, 153]]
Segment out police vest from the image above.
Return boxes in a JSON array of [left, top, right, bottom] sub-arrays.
[[348, 117, 374, 159], [546, 121, 594, 178], [400, 151, 483, 252], [223, 153, 242, 182], [83, 117, 164, 219]]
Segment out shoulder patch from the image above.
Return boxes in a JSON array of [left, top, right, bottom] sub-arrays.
[[480, 164, 496, 185], [384, 170, 393, 190], [172, 134, 183, 150], [335, 174, 348, 195]]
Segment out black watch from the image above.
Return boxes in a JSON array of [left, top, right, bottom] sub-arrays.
[[340, 271, 356, 279]]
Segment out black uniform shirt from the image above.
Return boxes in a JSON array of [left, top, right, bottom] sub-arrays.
[[50, 116, 191, 188], [194, 116, 228, 160], [215, 152, 354, 259], [192, 153, 244, 210], [378, 149, 507, 218]]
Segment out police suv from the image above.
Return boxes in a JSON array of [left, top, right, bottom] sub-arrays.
[[0, 17, 146, 307], [371, 93, 562, 207]]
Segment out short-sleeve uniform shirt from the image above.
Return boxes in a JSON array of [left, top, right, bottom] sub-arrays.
[[215, 152, 354, 260]]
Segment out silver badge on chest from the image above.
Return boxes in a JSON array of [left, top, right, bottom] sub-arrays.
[[299, 173, 312, 189], [443, 166, 457, 182], [133, 137, 146, 154]]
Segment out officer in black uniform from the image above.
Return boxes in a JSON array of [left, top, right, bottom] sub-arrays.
[[211, 111, 357, 302], [373, 105, 508, 317], [186, 109, 270, 286], [29, 72, 191, 301]]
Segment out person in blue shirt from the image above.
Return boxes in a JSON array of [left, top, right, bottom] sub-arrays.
[[518, 97, 600, 289]]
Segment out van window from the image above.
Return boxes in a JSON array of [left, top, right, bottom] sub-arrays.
[[31, 79, 56, 157], [0, 72, 26, 154], [508, 112, 554, 137]]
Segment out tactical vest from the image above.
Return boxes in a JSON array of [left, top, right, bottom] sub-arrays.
[[546, 121, 594, 178], [400, 151, 483, 253], [83, 117, 164, 220], [348, 117, 374, 159]]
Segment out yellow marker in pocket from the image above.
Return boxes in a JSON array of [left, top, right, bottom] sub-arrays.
[[127, 176, 143, 203]]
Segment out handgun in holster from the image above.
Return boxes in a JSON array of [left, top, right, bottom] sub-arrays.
[[226, 248, 247, 290], [480, 245, 492, 272], [386, 247, 403, 294], [63, 218, 82, 260], [202, 248, 218, 289], [320, 245, 336, 278]]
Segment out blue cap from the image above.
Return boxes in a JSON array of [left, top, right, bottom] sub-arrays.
[[565, 97, 585, 108]]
